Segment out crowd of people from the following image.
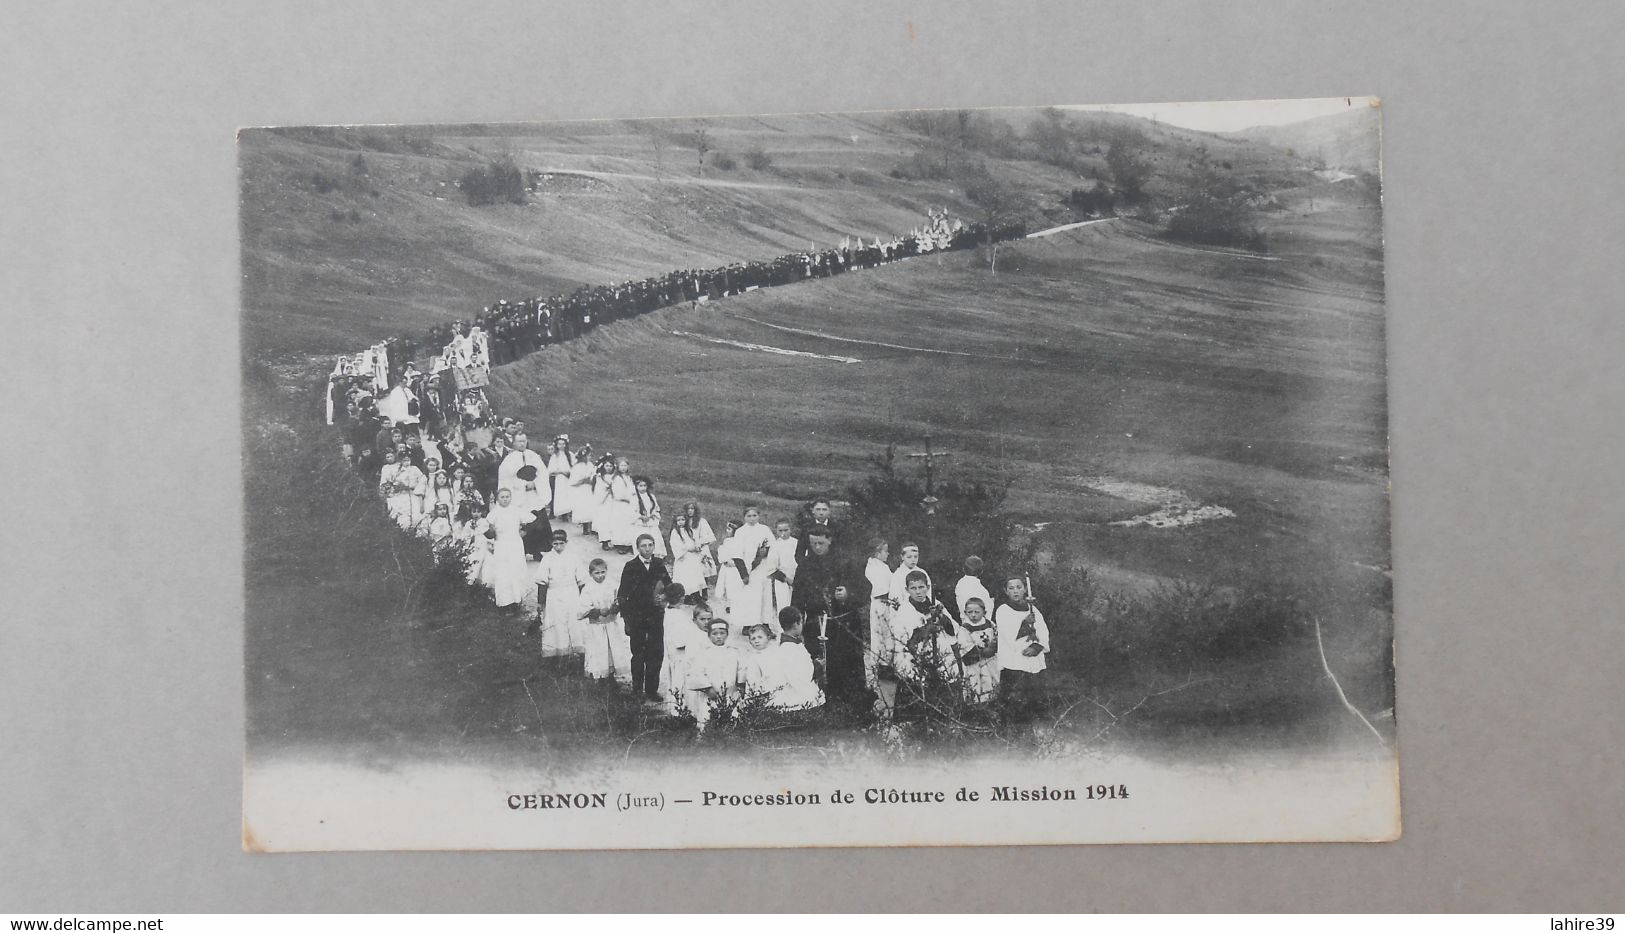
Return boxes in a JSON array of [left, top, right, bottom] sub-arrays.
[[323, 210, 1052, 729], [326, 210, 1027, 401]]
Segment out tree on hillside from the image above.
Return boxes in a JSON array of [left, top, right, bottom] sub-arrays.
[[1106, 129, 1153, 202], [1029, 107, 1075, 169], [1163, 145, 1265, 251], [459, 154, 527, 206], [958, 163, 1032, 273], [688, 126, 711, 171]]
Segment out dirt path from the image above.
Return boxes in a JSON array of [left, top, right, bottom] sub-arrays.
[[537, 168, 811, 192], [1024, 216, 1121, 239], [722, 312, 983, 358], [670, 329, 862, 363]]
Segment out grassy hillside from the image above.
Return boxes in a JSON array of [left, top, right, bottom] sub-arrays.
[[488, 209, 1387, 612], [243, 109, 1390, 757], [239, 109, 1319, 357], [1227, 104, 1382, 173]]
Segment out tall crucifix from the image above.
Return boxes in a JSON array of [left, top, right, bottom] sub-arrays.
[[908, 434, 954, 514]]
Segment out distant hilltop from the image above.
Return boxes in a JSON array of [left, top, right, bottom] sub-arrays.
[[1224, 104, 1381, 174]]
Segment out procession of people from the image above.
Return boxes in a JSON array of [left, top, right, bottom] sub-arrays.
[[324, 210, 1051, 731]]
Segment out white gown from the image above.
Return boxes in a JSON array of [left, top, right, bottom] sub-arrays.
[[605, 474, 636, 546], [532, 549, 583, 656], [628, 490, 666, 558], [379, 462, 424, 530], [546, 450, 573, 513], [765, 536, 799, 620], [556, 458, 592, 520], [486, 503, 532, 607], [569, 467, 600, 528], [716, 522, 775, 641], [668, 527, 710, 595]]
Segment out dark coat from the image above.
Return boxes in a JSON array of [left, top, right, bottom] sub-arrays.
[[794, 518, 839, 563], [617, 556, 671, 632]]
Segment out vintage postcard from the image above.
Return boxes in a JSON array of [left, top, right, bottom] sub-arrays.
[[241, 97, 1396, 850]]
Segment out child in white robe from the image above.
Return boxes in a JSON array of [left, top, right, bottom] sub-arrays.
[[890, 571, 958, 682], [546, 437, 573, 516], [378, 450, 419, 530], [606, 460, 637, 549], [578, 558, 632, 685], [864, 538, 894, 687], [888, 543, 932, 622], [565, 447, 596, 531], [684, 612, 740, 730], [739, 624, 776, 699], [531, 529, 582, 657], [718, 508, 775, 643], [955, 597, 1000, 704], [658, 583, 694, 712], [420, 503, 454, 552], [993, 577, 1051, 720], [954, 555, 993, 622], [591, 458, 621, 546], [668, 513, 710, 599], [759, 608, 825, 710], [765, 519, 799, 620], [486, 488, 532, 610], [458, 503, 493, 588], [629, 476, 666, 559]]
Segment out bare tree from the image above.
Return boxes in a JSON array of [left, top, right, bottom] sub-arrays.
[[690, 126, 711, 171]]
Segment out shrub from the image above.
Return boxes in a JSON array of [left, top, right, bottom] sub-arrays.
[[711, 151, 738, 171], [745, 147, 773, 171], [459, 155, 527, 206]]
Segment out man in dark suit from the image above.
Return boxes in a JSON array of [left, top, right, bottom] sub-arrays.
[[795, 498, 839, 563], [617, 534, 671, 702]]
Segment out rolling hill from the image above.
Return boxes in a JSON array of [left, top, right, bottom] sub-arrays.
[[238, 109, 1317, 357], [1227, 103, 1382, 173]]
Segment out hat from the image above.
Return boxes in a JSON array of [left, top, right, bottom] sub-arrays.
[[516, 464, 539, 482]]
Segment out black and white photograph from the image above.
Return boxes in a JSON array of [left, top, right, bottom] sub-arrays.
[[240, 97, 1398, 850]]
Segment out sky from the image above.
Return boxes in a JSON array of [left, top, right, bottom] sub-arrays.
[[1061, 97, 1375, 133]]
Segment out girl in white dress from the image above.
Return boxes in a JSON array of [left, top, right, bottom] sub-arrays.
[[426, 470, 455, 525], [679, 501, 718, 590], [451, 468, 484, 517], [668, 513, 709, 600], [765, 519, 799, 620], [420, 502, 454, 550], [717, 508, 776, 644], [578, 558, 632, 684], [532, 529, 582, 657], [486, 488, 532, 610], [591, 456, 621, 548], [564, 446, 596, 533], [628, 475, 666, 559], [378, 449, 423, 530], [546, 436, 573, 517], [606, 458, 637, 551]]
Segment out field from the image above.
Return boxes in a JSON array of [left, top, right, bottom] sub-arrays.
[[242, 109, 1391, 764]]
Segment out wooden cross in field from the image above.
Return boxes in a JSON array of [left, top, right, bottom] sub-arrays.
[[908, 434, 954, 513]]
